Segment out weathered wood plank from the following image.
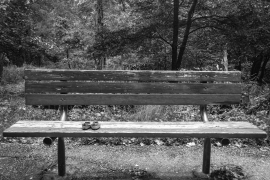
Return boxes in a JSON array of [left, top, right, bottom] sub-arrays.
[[25, 69, 241, 82], [3, 121, 266, 138], [25, 94, 241, 105], [25, 82, 241, 94]]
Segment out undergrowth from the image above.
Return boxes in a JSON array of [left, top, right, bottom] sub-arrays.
[[1, 65, 24, 85]]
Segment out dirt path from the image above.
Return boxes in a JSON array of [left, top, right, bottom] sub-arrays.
[[0, 141, 269, 180]]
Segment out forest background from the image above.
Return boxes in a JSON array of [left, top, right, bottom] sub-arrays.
[[0, 0, 270, 145]]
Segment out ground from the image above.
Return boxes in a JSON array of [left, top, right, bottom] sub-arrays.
[[0, 140, 269, 180]]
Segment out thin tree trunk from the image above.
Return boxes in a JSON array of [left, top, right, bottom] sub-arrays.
[[66, 49, 71, 69], [171, 0, 179, 70], [0, 53, 4, 81], [176, 0, 198, 70], [96, 0, 105, 70], [258, 55, 269, 85], [222, 45, 228, 71], [250, 54, 263, 81]]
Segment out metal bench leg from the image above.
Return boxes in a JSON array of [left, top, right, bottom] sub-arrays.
[[58, 137, 66, 176], [58, 105, 67, 176], [202, 138, 211, 174], [200, 105, 211, 174]]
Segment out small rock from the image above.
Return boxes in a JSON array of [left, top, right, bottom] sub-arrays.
[[215, 142, 222, 147], [154, 139, 164, 146], [192, 170, 209, 179], [186, 142, 196, 147], [96, 113, 101, 117]]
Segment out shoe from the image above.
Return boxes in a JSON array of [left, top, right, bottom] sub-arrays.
[[82, 122, 91, 130], [91, 121, 100, 130]]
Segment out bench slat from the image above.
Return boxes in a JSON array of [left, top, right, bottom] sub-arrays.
[[25, 69, 241, 82], [26, 82, 241, 94], [25, 94, 241, 105], [3, 121, 266, 138]]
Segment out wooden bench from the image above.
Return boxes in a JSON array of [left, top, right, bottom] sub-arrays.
[[3, 69, 267, 177]]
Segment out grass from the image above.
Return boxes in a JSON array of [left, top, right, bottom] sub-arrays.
[[129, 105, 200, 122]]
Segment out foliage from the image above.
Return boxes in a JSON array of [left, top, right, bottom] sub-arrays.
[[1, 65, 24, 85], [1, 0, 270, 77], [210, 164, 248, 180]]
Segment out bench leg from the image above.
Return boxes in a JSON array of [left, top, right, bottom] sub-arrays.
[[58, 137, 66, 176], [202, 138, 211, 174]]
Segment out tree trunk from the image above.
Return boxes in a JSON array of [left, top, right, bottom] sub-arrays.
[[171, 0, 179, 70], [250, 54, 263, 81], [0, 53, 4, 82], [96, 0, 105, 70], [222, 45, 228, 71], [234, 60, 241, 71], [176, 0, 198, 70], [66, 49, 71, 69], [258, 55, 269, 85]]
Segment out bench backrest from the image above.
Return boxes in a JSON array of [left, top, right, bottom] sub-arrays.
[[25, 69, 241, 105]]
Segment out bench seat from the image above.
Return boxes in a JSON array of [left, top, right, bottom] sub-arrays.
[[4, 121, 267, 138]]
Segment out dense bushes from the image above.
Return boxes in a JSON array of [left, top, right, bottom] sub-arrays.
[[1, 65, 24, 85]]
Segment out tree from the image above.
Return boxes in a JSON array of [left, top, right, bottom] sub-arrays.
[[0, 0, 38, 72], [208, 0, 270, 83], [95, 0, 105, 69], [171, 0, 179, 70], [2, 0, 270, 78], [173, 0, 198, 70], [92, 0, 201, 70]]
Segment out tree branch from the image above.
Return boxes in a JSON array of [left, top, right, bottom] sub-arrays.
[[155, 31, 172, 46], [188, 25, 225, 34], [192, 15, 230, 23]]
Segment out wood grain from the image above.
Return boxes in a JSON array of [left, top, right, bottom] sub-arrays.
[[25, 94, 241, 105], [25, 81, 241, 94], [3, 121, 266, 138], [25, 69, 241, 82]]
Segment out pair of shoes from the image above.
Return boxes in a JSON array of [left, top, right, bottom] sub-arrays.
[[82, 121, 100, 130]]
